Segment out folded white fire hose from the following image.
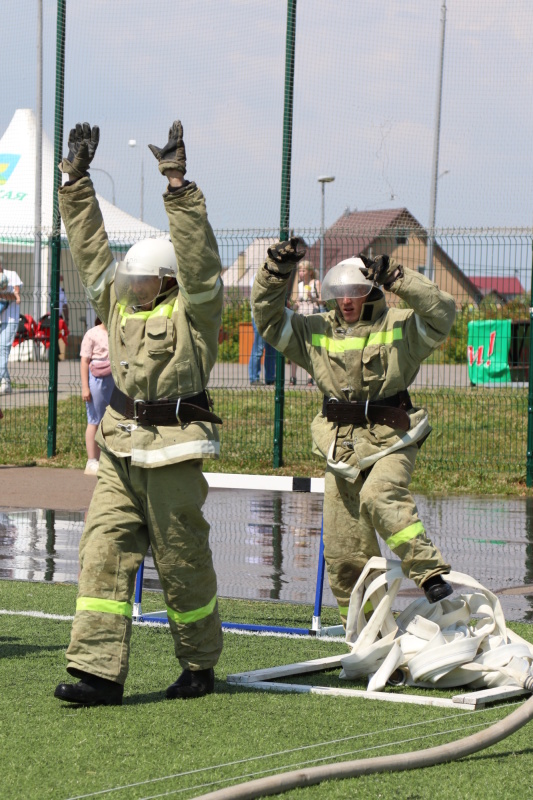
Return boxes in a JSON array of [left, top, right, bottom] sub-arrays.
[[341, 557, 533, 692]]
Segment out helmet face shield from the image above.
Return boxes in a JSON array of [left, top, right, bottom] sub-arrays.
[[114, 238, 177, 309], [114, 265, 164, 308], [321, 257, 375, 310]]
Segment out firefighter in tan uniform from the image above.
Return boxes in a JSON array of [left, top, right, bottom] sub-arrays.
[[251, 238, 456, 624], [54, 121, 224, 706]]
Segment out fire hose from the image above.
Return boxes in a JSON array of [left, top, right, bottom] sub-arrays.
[[194, 560, 533, 799], [192, 687, 533, 800]]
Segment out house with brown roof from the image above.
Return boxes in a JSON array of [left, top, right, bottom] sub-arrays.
[[306, 207, 482, 308], [469, 276, 525, 304]]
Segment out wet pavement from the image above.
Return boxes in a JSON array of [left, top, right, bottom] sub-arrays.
[[1, 490, 533, 623]]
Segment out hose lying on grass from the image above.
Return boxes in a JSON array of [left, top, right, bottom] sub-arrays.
[[192, 687, 533, 800], [194, 559, 533, 800]]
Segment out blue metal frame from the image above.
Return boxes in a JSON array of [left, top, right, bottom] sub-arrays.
[[133, 519, 329, 636]]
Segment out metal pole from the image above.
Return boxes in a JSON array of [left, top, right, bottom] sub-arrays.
[[526, 238, 533, 486], [318, 176, 334, 286], [426, 0, 447, 283], [312, 518, 325, 631], [320, 181, 325, 286], [47, 0, 66, 458], [34, 0, 43, 323], [141, 157, 144, 221], [273, 0, 297, 469]]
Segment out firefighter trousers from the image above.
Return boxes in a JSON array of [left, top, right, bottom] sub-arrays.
[[65, 451, 223, 684], [323, 445, 450, 623]]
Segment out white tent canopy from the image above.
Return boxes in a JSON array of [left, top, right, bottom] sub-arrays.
[[0, 108, 163, 325], [0, 108, 161, 237]]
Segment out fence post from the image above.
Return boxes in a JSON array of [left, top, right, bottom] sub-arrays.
[[47, 0, 66, 458], [273, 0, 297, 468], [527, 238, 533, 486]]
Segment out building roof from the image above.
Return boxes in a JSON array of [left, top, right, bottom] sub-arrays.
[[470, 276, 525, 297], [223, 237, 277, 290], [306, 208, 423, 271], [306, 206, 481, 303]]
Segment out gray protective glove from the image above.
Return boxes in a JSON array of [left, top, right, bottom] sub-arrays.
[[266, 237, 307, 274], [148, 120, 187, 175], [359, 254, 403, 288], [59, 123, 100, 179]]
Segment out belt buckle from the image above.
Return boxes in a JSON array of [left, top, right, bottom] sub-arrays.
[[133, 398, 143, 423], [175, 397, 181, 422], [365, 398, 371, 425]]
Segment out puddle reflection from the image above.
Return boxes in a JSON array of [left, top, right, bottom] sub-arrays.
[[1, 492, 533, 622]]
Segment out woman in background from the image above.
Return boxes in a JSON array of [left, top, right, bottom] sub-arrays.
[[289, 261, 321, 386]]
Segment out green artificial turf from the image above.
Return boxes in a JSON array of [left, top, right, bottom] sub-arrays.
[[1, 580, 533, 800]]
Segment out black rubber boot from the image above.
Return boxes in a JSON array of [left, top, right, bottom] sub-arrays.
[[166, 668, 214, 700], [422, 574, 453, 604], [54, 671, 124, 706]]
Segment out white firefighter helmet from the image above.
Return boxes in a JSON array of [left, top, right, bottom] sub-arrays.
[[114, 238, 177, 308], [320, 257, 376, 310]]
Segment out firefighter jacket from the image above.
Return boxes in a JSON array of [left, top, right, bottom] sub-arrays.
[[58, 177, 223, 468], [251, 261, 456, 481]]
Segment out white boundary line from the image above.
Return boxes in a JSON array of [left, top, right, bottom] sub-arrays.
[[205, 472, 325, 494], [0, 609, 73, 621], [0, 609, 345, 639]]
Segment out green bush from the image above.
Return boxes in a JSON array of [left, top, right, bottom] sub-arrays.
[[218, 290, 252, 362]]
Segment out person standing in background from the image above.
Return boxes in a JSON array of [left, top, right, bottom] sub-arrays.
[[0, 255, 22, 396], [80, 318, 115, 475], [59, 275, 69, 326], [289, 261, 321, 386], [248, 310, 276, 386]]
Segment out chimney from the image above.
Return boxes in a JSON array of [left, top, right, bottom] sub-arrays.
[[237, 251, 246, 280]]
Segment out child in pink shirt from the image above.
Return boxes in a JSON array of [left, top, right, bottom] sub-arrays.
[[80, 319, 115, 475]]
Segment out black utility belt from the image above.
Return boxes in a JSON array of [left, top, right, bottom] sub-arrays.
[[109, 387, 222, 425], [322, 391, 412, 431]]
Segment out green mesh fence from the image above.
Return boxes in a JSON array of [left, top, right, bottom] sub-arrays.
[[0, 228, 529, 475], [1, 1, 532, 476]]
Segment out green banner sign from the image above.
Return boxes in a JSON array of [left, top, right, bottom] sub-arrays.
[[467, 319, 512, 384]]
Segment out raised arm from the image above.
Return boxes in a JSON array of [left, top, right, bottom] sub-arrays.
[[58, 123, 114, 324], [148, 120, 223, 340], [360, 254, 456, 360]]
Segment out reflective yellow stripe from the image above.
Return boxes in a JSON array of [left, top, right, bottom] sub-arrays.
[[311, 327, 402, 352], [166, 594, 217, 625], [367, 328, 403, 346], [386, 521, 425, 550], [338, 600, 372, 618], [118, 296, 179, 326], [312, 334, 366, 352], [76, 597, 132, 618]]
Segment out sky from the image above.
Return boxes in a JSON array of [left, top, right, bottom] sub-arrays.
[[2, 0, 533, 266]]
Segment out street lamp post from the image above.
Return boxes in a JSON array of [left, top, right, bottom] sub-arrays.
[[426, 0, 447, 283], [128, 139, 144, 221], [91, 167, 116, 206], [318, 175, 335, 286]]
